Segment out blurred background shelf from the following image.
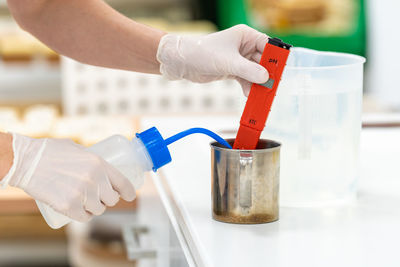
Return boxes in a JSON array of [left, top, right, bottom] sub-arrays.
[[0, 61, 61, 106], [0, 187, 37, 214]]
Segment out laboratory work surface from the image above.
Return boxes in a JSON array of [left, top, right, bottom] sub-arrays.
[[140, 115, 400, 267]]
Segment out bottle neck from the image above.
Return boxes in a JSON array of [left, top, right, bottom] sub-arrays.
[[131, 137, 154, 172]]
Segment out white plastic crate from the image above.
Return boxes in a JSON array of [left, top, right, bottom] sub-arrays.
[[61, 57, 244, 116], [0, 60, 60, 105]]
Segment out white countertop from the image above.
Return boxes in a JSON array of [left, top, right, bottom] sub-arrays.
[[141, 116, 400, 267]]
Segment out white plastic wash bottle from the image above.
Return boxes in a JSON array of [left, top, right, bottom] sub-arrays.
[[36, 127, 232, 229]]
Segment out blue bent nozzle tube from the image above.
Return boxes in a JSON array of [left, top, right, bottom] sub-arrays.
[[165, 128, 232, 149], [136, 126, 231, 172]]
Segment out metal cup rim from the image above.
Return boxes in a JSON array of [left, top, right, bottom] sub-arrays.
[[210, 138, 281, 153]]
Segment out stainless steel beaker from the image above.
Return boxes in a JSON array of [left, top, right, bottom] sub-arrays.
[[210, 139, 280, 224]]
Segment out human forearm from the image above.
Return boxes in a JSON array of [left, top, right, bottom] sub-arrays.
[[0, 133, 13, 181], [7, 1, 271, 95], [7, 0, 166, 74]]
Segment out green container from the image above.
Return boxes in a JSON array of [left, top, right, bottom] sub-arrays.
[[217, 0, 366, 56]]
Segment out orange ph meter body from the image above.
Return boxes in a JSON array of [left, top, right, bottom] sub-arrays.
[[233, 37, 292, 150]]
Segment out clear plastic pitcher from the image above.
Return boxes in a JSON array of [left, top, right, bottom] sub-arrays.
[[263, 47, 366, 207]]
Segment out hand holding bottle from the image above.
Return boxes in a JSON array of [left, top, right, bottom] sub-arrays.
[[2, 133, 136, 223]]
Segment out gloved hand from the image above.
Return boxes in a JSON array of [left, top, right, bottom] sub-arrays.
[[157, 24, 269, 96], [1, 133, 135, 222]]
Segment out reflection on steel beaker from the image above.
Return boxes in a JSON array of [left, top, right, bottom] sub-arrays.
[[210, 139, 281, 224]]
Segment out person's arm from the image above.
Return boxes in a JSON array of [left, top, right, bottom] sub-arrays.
[[7, 0, 165, 74], [7, 0, 270, 95], [0, 133, 13, 181]]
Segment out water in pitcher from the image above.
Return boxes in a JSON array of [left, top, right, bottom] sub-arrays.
[[264, 77, 363, 206]]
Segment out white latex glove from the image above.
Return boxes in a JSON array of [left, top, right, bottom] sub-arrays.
[[1, 133, 135, 222], [157, 24, 270, 96]]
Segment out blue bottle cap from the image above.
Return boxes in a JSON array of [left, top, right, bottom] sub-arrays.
[[136, 127, 172, 172]]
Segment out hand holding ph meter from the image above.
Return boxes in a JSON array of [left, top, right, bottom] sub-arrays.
[[234, 38, 292, 150]]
